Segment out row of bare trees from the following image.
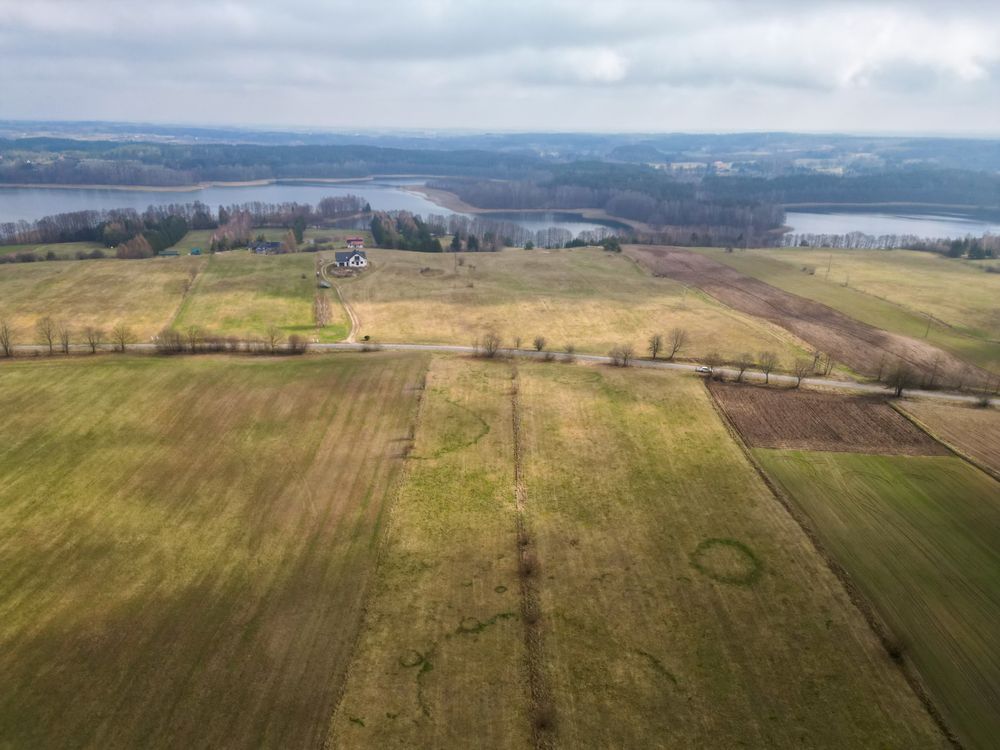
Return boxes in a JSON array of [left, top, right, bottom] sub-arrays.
[[0, 317, 308, 357], [0, 318, 133, 356], [647, 329, 689, 361], [155, 326, 307, 355]]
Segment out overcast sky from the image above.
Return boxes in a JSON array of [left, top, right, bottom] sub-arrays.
[[1, 0, 999, 135]]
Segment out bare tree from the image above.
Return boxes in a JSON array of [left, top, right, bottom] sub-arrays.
[[704, 350, 722, 375], [57, 321, 71, 354], [648, 333, 663, 360], [477, 330, 502, 358], [793, 358, 812, 388], [758, 351, 779, 384], [36, 316, 56, 354], [111, 323, 135, 352], [0, 319, 14, 357], [288, 334, 308, 354], [313, 293, 332, 328], [875, 354, 888, 382], [887, 361, 918, 398], [563, 343, 576, 364], [533, 336, 546, 352], [735, 352, 753, 383], [83, 326, 103, 354], [609, 344, 634, 367], [265, 326, 284, 354], [667, 327, 689, 360], [186, 326, 204, 353], [821, 353, 835, 376], [925, 354, 943, 389]]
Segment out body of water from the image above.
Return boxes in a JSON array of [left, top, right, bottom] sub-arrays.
[[0, 178, 445, 224], [0, 180, 621, 237], [785, 210, 1000, 239], [481, 211, 631, 235]]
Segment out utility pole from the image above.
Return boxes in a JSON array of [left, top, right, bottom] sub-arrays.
[[825, 253, 832, 280]]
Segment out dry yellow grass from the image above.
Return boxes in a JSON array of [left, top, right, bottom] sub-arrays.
[[901, 401, 1000, 478], [0, 256, 203, 341], [173, 251, 349, 341], [330, 356, 531, 748], [340, 247, 813, 362], [747, 248, 1000, 340], [517, 363, 946, 748]]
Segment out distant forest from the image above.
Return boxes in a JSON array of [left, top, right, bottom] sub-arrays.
[[2, 137, 999, 245]]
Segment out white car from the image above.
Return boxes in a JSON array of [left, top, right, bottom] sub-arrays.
[[695, 366, 712, 373]]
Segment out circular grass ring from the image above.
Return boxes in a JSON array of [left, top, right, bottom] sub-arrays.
[[690, 538, 762, 586], [458, 616, 482, 633], [399, 650, 424, 668], [494, 585, 508, 594]]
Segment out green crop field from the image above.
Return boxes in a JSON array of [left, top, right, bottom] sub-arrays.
[[172, 251, 349, 341], [695, 247, 1000, 374], [757, 449, 1000, 750], [334, 358, 944, 748], [338, 247, 813, 363], [0, 256, 203, 342], [0, 352, 429, 749]]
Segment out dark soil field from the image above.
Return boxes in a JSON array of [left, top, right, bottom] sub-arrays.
[[626, 245, 989, 387], [709, 382, 948, 455]]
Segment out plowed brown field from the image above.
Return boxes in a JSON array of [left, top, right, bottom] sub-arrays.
[[709, 382, 948, 454], [626, 245, 989, 387]]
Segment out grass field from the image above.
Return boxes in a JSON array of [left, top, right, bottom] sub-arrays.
[[0, 256, 203, 341], [517, 364, 943, 748], [338, 247, 813, 363], [901, 401, 1000, 478], [332, 356, 531, 748], [0, 352, 429, 749], [172, 251, 349, 341], [757, 450, 1000, 750], [695, 247, 1000, 374]]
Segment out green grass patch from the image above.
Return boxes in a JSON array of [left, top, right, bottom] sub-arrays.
[[0, 352, 428, 748], [757, 449, 1000, 750]]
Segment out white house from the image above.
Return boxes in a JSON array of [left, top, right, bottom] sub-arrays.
[[334, 250, 368, 268]]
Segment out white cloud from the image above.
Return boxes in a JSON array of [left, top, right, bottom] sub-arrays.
[[0, 0, 997, 133]]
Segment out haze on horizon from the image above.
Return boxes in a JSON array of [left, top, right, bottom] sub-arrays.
[[1, 0, 999, 136]]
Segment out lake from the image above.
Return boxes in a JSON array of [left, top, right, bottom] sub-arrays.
[[785, 210, 1000, 239], [0, 180, 621, 237]]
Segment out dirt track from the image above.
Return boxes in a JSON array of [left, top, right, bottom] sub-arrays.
[[709, 382, 948, 455], [626, 245, 989, 387]]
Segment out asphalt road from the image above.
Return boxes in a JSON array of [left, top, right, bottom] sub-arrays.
[[7, 341, 997, 406]]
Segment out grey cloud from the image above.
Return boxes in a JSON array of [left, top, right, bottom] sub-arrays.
[[0, 0, 997, 133]]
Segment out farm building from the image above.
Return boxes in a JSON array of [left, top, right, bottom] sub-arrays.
[[251, 241, 282, 254], [346, 237, 365, 249], [334, 250, 368, 268]]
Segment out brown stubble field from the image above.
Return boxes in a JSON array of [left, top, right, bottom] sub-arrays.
[[625, 245, 990, 387], [900, 400, 1000, 478], [0, 352, 428, 749], [708, 382, 949, 455]]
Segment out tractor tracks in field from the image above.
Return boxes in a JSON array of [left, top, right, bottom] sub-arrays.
[[510, 364, 557, 749], [320, 260, 360, 343]]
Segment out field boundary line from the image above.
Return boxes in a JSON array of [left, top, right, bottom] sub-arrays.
[[510, 363, 556, 749], [323, 357, 431, 749], [702, 381, 963, 750], [164, 257, 208, 332], [890, 402, 1000, 483], [320, 259, 360, 343]]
